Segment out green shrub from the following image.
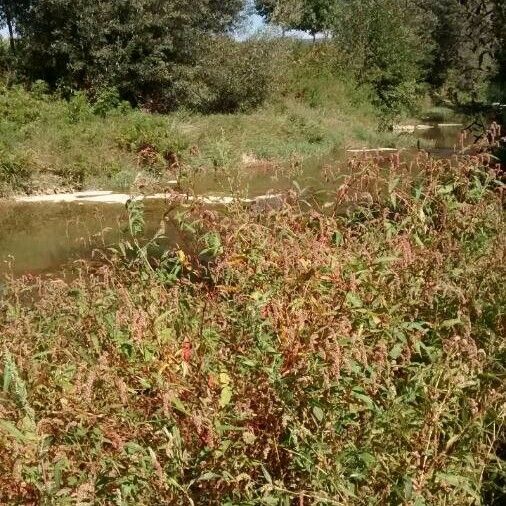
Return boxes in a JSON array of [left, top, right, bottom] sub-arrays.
[[0, 53, 394, 195], [30, 79, 49, 97], [116, 112, 190, 168], [66, 91, 93, 123], [0, 85, 43, 125], [191, 37, 281, 113], [16, 0, 244, 112], [0, 38, 15, 78], [0, 152, 32, 192], [92, 87, 122, 117], [333, 0, 430, 122]]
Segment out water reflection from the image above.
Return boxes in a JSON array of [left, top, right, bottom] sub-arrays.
[[0, 201, 169, 276]]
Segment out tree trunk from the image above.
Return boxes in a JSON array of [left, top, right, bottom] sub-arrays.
[[6, 15, 15, 51], [3, 0, 16, 52]]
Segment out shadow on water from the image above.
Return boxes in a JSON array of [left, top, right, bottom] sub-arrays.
[[0, 200, 178, 278], [0, 123, 465, 279]]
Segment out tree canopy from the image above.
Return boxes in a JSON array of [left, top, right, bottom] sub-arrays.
[[2, 0, 506, 113], [12, 0, 243, 109], [255, 0, 336, 36], [419, 0, 506, 101]]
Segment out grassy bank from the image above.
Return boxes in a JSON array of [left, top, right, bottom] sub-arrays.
[[0, 74, 401, 197], [0, 155, 504, 504]]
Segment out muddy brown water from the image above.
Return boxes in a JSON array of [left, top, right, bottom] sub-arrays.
[[0, 200, 181, 277], [0, 124, 465, 278]]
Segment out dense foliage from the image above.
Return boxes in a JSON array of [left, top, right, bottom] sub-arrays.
[[0, 156, 504, 503], [255, 0, 337, 36], [332, 0, 431, 121], [253, 1, 506, 110], [9, 0, 243, 109], [1, 2, 505, 504], [2, 0, 506, 115], [490, 0, 506, 100], [0, 62, 395, 196], [421, 0, 506, 102]]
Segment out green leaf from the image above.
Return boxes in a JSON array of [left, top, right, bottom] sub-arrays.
[[414, 233, 425, 247], [437, 183, 455, 195], [402, 321, 428, 331], [390, 343, 404, 360], [352, 390, 375, 410], [360, 452, 376, 467], [2, 360, 12, 393], [435, 473, 480, 502], [414, 341, 436, 362], [219, 386, 233, 408], [261, 465, 273, 484], [53, 458, 68, 491], [0, 419, 36, 442], [332, 231, 343, 246], [441, 318, 461, 329], [346, 292, 363, 308], [312, 406, 324, 422], [171, 397, 189, 415], [403, 476, 413, 500], [198, 472, 220, 482], [444, 434, 460, 452]]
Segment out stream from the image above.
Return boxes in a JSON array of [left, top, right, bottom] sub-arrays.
[[0, 124, 465, 278]]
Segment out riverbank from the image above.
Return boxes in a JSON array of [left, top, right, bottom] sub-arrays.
[[0, 122, 476, 277], [0, 82, 409, 198], [0, 155, 504, 504], [0, 85, 469, 203], [12, 190, 284, 206]]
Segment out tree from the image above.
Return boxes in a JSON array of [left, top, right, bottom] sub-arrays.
[[421, 1, 466, 89], [491, 0, 506, 91], [333, 0, 431, 120], [296, 0, 337, 38], [420, 1, 506, 102], [15, 0, 243, 109], [255, 0, 337, 38], [0, 0, 31, 51], [0, 1, 16, 51]]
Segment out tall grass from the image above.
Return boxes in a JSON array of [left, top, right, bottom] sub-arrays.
[[0, 154, 504, 504]]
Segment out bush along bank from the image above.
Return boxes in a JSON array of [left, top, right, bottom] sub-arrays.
[[0, 155, 505, 504], [0, 76, 400, 198]]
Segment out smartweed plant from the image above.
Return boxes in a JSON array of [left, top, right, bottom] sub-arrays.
[[0, 155, 504, 504]]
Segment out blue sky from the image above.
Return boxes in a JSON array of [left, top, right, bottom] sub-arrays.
[[236, 11, 312, 40], [237, 12, 265, 39]]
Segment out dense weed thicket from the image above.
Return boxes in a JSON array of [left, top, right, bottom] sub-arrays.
[[0, 156, 504, 504]]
